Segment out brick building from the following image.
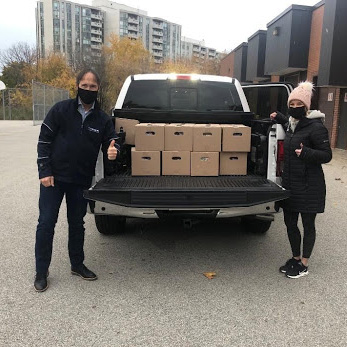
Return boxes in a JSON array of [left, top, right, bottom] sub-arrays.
[[219, 51, 234, 77], [220, 0, 347, 149]]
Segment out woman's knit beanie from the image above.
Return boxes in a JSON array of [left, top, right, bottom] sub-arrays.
[[287, 81, 314, 110]]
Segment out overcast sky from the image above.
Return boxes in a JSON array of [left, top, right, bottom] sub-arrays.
[[0, 0, 320, 53]]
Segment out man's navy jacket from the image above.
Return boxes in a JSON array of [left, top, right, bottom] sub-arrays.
[[37, 97, 119, 186]]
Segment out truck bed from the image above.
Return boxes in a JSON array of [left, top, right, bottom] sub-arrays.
[[85, 173, 289, 208]]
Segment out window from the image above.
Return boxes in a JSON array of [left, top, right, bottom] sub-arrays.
[[122, 80, 243, 111], [243, 85, 290, 119]]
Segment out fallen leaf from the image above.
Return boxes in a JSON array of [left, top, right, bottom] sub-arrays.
[[203, 272, 216, 279]]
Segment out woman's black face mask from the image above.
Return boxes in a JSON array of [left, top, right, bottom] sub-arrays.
[[288, 106, 306, 120], [78, 87, 98, 105]]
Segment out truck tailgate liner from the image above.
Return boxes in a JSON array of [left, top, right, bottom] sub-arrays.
[[85, 175, 289, 208]]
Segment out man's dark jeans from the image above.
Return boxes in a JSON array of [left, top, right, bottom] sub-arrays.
[[35, 180, 88, 274]]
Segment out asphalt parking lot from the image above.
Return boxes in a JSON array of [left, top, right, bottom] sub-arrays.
[[1, 120, 346, 347]]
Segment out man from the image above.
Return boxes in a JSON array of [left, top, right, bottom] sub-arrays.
[[34, 69, 119, 292]]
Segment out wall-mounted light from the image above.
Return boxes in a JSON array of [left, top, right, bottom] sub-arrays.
[[272, 27, 280, 36]]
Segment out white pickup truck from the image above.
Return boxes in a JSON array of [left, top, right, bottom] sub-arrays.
[[85, 74, 293, 234]]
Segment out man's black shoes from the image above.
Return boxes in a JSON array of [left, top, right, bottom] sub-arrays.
[[71, 264, 98, 280], [34, 273, 49, 292]]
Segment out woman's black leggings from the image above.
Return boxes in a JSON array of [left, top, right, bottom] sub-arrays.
[[283, 210, 317, 259]]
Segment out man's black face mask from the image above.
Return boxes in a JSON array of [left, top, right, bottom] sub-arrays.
[[78, 87, 98, 105], [288, 106, 306, 120]]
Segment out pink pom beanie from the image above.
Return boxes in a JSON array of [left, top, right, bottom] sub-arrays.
[[287, 81, 314, 110]]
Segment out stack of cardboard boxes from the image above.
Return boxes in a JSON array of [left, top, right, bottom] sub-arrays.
[[115, 118, 251, 177]]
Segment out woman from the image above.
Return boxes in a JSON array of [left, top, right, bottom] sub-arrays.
[[270, 81, 332, 278]]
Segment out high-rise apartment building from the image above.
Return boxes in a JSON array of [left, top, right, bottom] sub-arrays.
[[36, 0, 222, 65], [181, 37, 218, 63], [36, 0, 104, 63], [92, 0, 181, 63]]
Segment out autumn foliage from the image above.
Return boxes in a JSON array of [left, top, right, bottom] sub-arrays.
[[1, 39, 222, 115], [23, 53, 76, 96], [99, 34, 153, 112]]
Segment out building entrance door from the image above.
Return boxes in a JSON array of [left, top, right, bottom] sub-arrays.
[[336, 89, 347, 149]]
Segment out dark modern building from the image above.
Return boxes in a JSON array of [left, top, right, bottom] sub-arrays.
[[220, 0, 347, 149]]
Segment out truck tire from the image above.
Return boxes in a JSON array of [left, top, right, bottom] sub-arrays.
[[95, 215, 126, 235], [242, 218, 272, 234]]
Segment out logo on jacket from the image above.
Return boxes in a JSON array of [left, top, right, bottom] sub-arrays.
[[88, 126, 100, 134]]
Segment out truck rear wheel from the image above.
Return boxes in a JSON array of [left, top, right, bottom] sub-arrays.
[[242, 218, 272, 234], [94, 215, 126, 235]]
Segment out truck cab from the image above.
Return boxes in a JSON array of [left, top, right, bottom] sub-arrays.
[[85, 74, 292, 234]]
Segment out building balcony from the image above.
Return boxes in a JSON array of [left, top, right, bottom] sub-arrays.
[[152, 37, 163, 43], [154, 58, 163, 64], [152, 22, 163, 29], [91, 52, 102, 57], [128, 24, 138, 31], [91, 29, 102, 35], [152, 43, 163, 50], [152, 50, 163, 57], [193, 53, 200, 58], [128, 33, 138, 39], [153, 30, 163, 37], [91, 14, 102, 20], [91, 21, 102, 28], [91, 36, 102, 43], [193, 46, 200, 53], [128, 17, 139, 24], [91, 44, 102, 50]]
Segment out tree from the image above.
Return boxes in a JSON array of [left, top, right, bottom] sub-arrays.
[[23, 53, 76, 96], [1, 62, 28, 88], [0, 42, 38, 88], [99, 34, 153, 112], [159, 56, 221, 76], [159, 57, 200, 74], [0, 42, 37, 68], [199, 57, 221, 75]]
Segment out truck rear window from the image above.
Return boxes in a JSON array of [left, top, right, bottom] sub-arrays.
[[122, 80, 243, 111]]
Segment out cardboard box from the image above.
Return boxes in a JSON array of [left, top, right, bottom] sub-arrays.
[[220, 152, 248, 175], [164, 123, 194, 151], [193, 124, 221, 152], [131, 148, 161, 176], [191, 152, 219, 176], [135, 123, 165, 151], [115, 117, 140, 145], [162, 151, 190, 176], [222, 124, 251, 152]]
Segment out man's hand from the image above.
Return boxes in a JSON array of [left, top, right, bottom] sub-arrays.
[[107, 140, 118, 160], [40, 176, 54, 187]]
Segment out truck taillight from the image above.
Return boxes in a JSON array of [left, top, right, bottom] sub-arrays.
[[168, 74, 199, 81], [176, 75, 191, 80], [276, 140, 284, 177]]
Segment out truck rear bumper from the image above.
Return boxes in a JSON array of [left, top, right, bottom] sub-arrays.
[[91, 201, 279, 219]]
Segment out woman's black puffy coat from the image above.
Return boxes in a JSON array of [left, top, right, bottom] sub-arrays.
[[275, 111, 332, 213]]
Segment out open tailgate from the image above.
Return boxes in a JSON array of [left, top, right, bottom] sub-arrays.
[[85, 174, 289, 208]]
